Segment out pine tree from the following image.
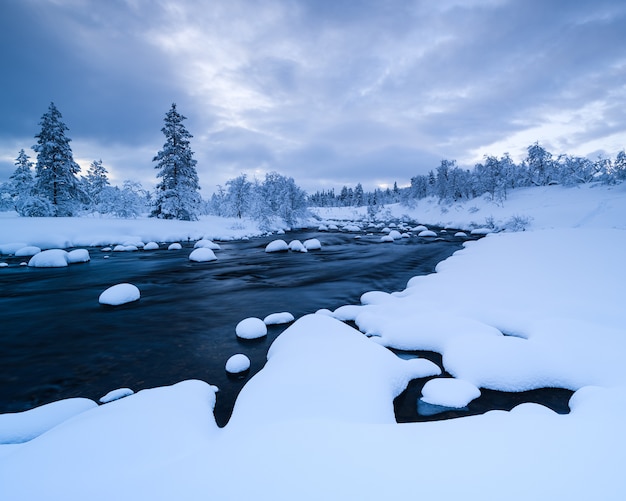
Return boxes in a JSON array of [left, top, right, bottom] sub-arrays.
[[83, 159, 110, 211], [152, 103, 201, 220], [32, 102, 83, 216], [9, 149, 37, 215]]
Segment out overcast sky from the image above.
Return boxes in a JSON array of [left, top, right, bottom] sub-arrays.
[[1, 0, 625, 193]]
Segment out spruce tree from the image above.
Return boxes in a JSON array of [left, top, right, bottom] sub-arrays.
[[83, 159, 110, 211], [32, 102, 82, 216], [152, 103, 201, 220]]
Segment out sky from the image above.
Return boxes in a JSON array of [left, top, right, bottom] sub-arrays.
[[0, 0, 625, 194]]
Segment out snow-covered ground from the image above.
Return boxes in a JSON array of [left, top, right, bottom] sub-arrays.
[[1, 183, 626, 500]]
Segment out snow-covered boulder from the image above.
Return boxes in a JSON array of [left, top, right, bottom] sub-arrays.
[[113, 245, 138, 252], [143, 242, 159, 250], [265, 239, 289, 253], [388, 230, 402, 240], [264, 312, 295, 325], [189, 248, 217, 262], [99, 283, 140, 306], [15, 246, 41, 257], [225, 354, 251, 374], [236, 317, 268, 339], [288, 240, 307, 253], [454, 231, 468, 237], [0, 262, 8, 268], [303, 238, 322, 250], [67, 249, 90, 263], [28, 249, 69, 268], [318, 224, 329, 231], [401, 233, 411, 239], [418, 230, 438, 238], [0, 398, 96, 444], [99, 388, 134, 404], [168, 243, 182, 250], [471, 227, 492, 235], [0, 243, 28, 255], [343, 224, 361, 232], [194, 239, 221, 250], [412, 225, 428, 232], [380, 235, 394, 243], [420, 378, 481, 408]]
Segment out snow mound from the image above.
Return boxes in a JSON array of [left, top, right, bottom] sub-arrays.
[[15, 245, 41, 257], [421, 378, 481, 408], [67, 249, 90, 263], [189, 248, 217, 262], [265, 239, 289, 253], [143, 241, 159, 250], [113, 244, 138, 252], [0, 398, 96, 444], [401, 233, 411, 238], [236, 317, 268, 339], [288, 240, 307, 253], [264, 312, 295, 325], [168, 243, 182, 250], [28, 249, 69, 267], [226, 354, 251, 374], [418, 230, 437, 237], [1, 242, 28, 255], [303, 238, 322, 250], [318, 224, 328, 231], [99, 388, 134, 403], [0, 262, 7, 268], [412, 225, 428, 232], [99, 283, 141, 306], [388, 230, 402, 240], [194, 239, 221, 250], [454, 231, 468, 237], [344, 224, 361, 232], [381, 235, 394, 243]]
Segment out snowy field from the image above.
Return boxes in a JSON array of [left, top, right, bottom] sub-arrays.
[[1, 183, 626, 500]]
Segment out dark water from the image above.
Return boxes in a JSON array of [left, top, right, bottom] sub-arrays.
[[0, 229, 572, 426]]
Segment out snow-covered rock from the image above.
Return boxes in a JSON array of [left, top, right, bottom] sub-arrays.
[[194, 239, 221, 250], [265, 239, 289, 253], [264, 312, 295, 325], [303, 238, 322, 250], [418, 230, 437, 237], [288, 240, 307, 253], [0, 398, 97, 444], [143, 242, 159, 250], [99, 283, 141, 306], [225, 354, 251, 374], [15, 246, 41, 257], [28, 249, 69, 267], [0, 242, 28, 255], [113, 244, 138, 252], [420, 378, 481, 408], [412, 225, 428, 232], [99, 388, 134, 404], [380, 235, 394, 243], [189, 248, 217, 262], [471, 227, 492, 235], [67, 249, 90, 263], [168, 243, 182, 250], [235, 317, 268, 339], [388, 230, 402, 240], [454, 231, 468, 237]]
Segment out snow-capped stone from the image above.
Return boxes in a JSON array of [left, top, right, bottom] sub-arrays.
[[28, 249, 69, 268], [401, 233, 411, 238], [0, 398, 97, 444], [225, 354, 251, 374], [276, 229, 286, 235], [194, 239, 220, 250], [318, 224, 329, 231], [288, 240, 307, 253], [471, 227, 492, 235], [168, 243, 182, 250], [67, 249, 90, 263], [264, 312, 295, 325], [99, 388, 134, 404], [99, 283, 140, 306], [303, 238, 322, 250], [101, 247, 112, 252], [143, 242, 159, 250], [388, 230, 402, 240], [265, 239, 289, 253], [0, 243, 28, 255], [113, 245, 138, 252], [343, 224, 361, 232], [382, 227, 391, 233], [189, 248, 217, 262], [418, 230, 437, 237], [412, 225, 428, 232], [455, 232, 468, 237], [236, 317, 268, 339], [0, 262, 8, 268], [381, 235, 394, 243], [421, 378, 481, 408], [15, 246, 41, 257]]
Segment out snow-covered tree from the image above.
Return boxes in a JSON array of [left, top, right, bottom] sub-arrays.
[[32, 102, 83, 216], [526, 142, 555, 186], [8, 149, 37, 215], [225, 174, 252, 218], [82, 159, 110, 212], [152, 103, 201, 221]]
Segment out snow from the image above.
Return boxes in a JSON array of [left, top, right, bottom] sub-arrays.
[[2, 183, 626, 500], [193, 239, 220, 250], [235, 317, 268, 339], [168, 242, 182, 250], [225, 354, 251, 374], [188, 248, 217, 262], [14, 245, 41, 257], [28, 249, 69, 267], [265, 239, 289, 252], [0, 398, 97, 444], [67, 249, 90, 263], [288, 239, 307, 252], [144, 241, 159, 250], [303, 238, 322, 250], [99, 388, 134, 403], [418, 229, 437, 237], [388, 229, 402, 240], [420, 378, 481, 408], [113, 244, 138, 252], [263, 312, 295, 325], [380, 235, 394, 242], [98, 283, 141, 306]]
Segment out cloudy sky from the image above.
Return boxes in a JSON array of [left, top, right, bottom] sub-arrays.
[[1, 0, 625, 193]]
